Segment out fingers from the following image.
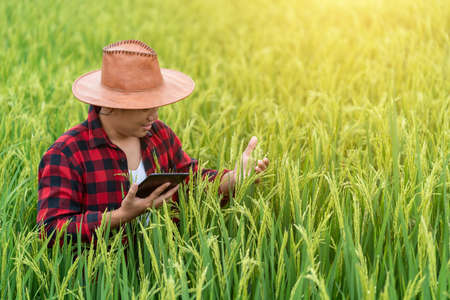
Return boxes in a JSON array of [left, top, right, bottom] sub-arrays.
[[151, 184, 180, 208], [147, 182, 171, 208], [254, 157, 269, 173], [236, 136, 269, 185], [160, 184, 180, 201], [243, 136, 258, 156], [257, 159, 265, 170], [254, 157, 269, 184], [127, 183, 139, 199], [149, 182, 171, 198], [124, 182, 181, 217]]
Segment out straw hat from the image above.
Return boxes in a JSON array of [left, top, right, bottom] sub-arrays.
[[72, 40, 195, 109]]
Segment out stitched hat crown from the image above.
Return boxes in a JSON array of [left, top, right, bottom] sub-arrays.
[[100, 40, 164, 91]]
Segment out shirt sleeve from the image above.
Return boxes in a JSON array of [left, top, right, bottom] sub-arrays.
[[37, 147, 103, 244]]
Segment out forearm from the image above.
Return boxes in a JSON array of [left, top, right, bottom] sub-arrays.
[[219, 170, 236, 196], [102, 208, 132, 229]]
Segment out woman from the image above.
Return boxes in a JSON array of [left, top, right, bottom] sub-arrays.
[[37, 40, 269, 243]]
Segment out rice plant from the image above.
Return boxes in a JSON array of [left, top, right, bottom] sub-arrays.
[[0, 0, 448, 299]]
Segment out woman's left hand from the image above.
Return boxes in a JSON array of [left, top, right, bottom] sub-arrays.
[[239, 136, 269, 183], [219, 136, 269, 194]]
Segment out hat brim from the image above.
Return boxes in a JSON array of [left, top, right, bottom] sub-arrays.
[[72, 68, 195, 109]]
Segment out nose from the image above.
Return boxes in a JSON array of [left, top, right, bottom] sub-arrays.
[[147, 110, 158, 122]]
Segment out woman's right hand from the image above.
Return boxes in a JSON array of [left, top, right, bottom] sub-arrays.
[[118, 182, 180, 222]]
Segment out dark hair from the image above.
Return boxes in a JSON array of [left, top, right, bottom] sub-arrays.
[[98, 106, 114, 116]]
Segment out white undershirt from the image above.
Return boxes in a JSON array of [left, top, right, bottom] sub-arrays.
[[129, 160, 146, 185], [129, 160, 150, 224]]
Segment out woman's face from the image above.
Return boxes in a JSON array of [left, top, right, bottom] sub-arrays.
[[102, 107, 159, 139]]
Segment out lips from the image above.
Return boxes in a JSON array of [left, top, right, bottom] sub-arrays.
[[142, 123, 153, 130]]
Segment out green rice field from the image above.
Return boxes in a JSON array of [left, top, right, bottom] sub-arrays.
[[0, 0, 449, 298]]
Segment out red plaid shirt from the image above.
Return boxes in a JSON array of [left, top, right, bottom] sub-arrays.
[[37, 105, 229, 243]]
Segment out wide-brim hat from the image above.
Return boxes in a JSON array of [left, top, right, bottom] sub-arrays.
[[72, 40, 195, 109]]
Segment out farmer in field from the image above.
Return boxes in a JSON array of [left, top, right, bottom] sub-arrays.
[[37, 40, 269, 243]]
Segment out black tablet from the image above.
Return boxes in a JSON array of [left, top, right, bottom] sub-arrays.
[[136, 173, 189, 198]]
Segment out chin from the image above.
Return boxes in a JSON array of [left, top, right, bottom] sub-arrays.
[[138, 129, 149, 137]]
